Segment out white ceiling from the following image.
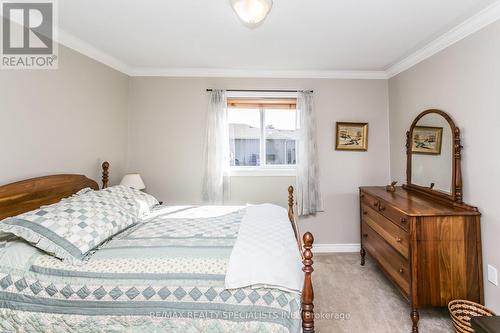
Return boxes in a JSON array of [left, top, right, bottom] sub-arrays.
[[57, 0, 500, 77]]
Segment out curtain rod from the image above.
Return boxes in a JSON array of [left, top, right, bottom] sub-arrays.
[[206, 89, 313, 93]]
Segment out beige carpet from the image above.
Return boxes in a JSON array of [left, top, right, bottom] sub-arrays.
[[314, 253, 454, 333]]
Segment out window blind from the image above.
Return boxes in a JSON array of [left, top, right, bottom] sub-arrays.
[[227, 98, 296, 109]]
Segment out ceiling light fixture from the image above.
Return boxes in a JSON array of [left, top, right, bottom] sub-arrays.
[[230, 0, 273, 28]]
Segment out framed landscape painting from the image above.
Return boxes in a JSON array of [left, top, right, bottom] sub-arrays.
[[335, 122, 368, 151], [412, 126, 443, 155]]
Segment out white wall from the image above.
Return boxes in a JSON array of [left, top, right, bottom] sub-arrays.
[[0, 45, 129, 186], [227, 176, 295, 207], [127, 77, 391, 245], [388, 20, 500, 311]]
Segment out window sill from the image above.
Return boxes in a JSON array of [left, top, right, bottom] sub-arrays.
[[229, 167, 296, 177]]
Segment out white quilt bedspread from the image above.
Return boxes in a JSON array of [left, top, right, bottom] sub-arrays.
[[225, 204, 304, 293]]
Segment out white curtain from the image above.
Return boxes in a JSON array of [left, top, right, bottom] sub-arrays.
[[202, 90, 230, 204], [296, 91, 323, 216]]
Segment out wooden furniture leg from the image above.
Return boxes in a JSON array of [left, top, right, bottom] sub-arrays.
[[302, 232, 315, 333], [360, 247, 366, 266], [359, 191, 366, 266], [411, 308, 419, 333], [287, 186, 315, 333]]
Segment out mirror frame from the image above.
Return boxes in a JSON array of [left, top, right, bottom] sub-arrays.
[[403, 109, 463, 204]]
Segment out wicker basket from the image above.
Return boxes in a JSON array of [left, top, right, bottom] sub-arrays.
[[448, 300, 496, 333]]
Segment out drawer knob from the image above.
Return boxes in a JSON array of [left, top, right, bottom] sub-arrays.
[[379, 205, 386, 211], [400, 217, 407, 223], [362, 233, 368, 238], [396, 237, 402, 243], [360, 194, 365, 198], [373, 200, 379, 207], [399, 268, 405, 274], [363, 211, 368, 215]]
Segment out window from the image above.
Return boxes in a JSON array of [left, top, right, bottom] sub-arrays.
[[228, 108, 261, 167], [265, 109, 297, 165], [228, 97, 297, 175]]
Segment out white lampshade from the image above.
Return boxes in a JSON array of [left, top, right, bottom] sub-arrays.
[[230, 0, 273, 28], [120, 174, 146, 190]]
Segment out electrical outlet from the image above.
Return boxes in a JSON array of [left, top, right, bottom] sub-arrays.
[[488, 265, 498, 286]]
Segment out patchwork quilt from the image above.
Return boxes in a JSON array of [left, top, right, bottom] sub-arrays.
[[0, 205, 301, 333]]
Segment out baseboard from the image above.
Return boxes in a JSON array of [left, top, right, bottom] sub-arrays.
[[314, 243, 361, 253]]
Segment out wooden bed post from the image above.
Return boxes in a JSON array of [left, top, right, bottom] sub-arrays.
[[288, 186, 315, 333], [288, 186, 294, 221], [302, 232, 315, 333], [102, 161, 109, 189], [288, 186, 300, 245]]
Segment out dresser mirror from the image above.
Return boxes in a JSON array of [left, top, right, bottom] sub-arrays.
[[404, 109, 463, 204]]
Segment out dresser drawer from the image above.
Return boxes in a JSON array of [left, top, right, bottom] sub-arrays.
[[360, 191, 409, 231], [360, 191, 381, 211], [377, 201, 409, 232], [362, 220, 410, 295], [362, 204, 409, 259]]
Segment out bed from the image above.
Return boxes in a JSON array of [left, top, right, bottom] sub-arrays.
[[0, 162, 315, 333]]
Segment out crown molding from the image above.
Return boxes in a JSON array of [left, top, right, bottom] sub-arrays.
[[128, 67, 388, 79], [56, 28, 133, 75], [386, 1, 500, 78]]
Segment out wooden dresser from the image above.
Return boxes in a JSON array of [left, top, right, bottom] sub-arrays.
[[359, 186, 483, 332]]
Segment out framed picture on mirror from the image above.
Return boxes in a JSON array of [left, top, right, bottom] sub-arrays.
[[411, 126, 443, 155], [335, 122, 368, 151]]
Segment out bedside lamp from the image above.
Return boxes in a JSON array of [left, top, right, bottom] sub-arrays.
[[120, 173, 146, 191]]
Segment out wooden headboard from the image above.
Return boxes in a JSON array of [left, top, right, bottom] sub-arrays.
[[0, 162, 110, 220]]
